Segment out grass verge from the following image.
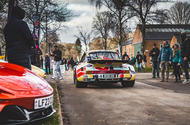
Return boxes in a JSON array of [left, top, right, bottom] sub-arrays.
[[29, 82, 60, 125]]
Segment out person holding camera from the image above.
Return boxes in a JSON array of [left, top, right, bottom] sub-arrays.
[[149, 43, 160, 78]]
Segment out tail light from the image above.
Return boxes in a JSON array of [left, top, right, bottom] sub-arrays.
[[120, 70, 129, 74]]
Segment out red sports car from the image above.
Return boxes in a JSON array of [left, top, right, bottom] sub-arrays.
[[0, 61, 55, 124]]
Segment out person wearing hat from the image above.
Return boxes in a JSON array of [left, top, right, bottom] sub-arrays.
[[51, 45, 63, 80], [4, 6, 34, 69], [149, 43, 160, 78]]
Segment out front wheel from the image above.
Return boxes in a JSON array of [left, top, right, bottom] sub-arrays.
[[74, 74, 87, 88], [122, 81, 135, 87]]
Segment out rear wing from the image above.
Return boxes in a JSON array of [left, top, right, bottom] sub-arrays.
[[88, 59, 129, 64]]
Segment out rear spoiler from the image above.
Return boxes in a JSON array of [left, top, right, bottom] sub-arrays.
[[88, 60, 129, 64]]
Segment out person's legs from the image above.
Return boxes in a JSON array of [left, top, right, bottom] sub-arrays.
[[45, 65, 48, 74], [52, 61, 57, 79], [152, 62, 156, 78], [157, 62, 160, 78], [173, 62, 178, 82], [166, 62, 170, 81], [183, 60, 190, 84], [57, 61, 63, 79], [48, 65, 51, 74], [137, 63, 140, 72], [161, 62, 165, 81], [176, 65, 181, 81], [139, 63, 142, 72]]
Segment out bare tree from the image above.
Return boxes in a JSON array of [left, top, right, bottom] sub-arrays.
[[167, 2, 190, 24], [90, 0, 133, 56], [126, 0, 172, 52], [92, 11, 114, 50], [0, 0, 7, 12], [75, 27, 91, 52]]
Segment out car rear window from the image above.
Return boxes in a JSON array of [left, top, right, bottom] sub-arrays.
[[89, 52, 120, 60]]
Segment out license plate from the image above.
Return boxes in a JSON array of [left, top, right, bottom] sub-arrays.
[[98, 74, 118, 79], [34, 95, 53, 110]]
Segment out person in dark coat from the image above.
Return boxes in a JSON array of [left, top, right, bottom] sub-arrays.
[[142, 52, 147, 68], [122, 52, 130, 63], [149, 43, 160, 78], [3, 6, 34, 70], [45, 54, 50, 74], [136, 52, 143, 72], [69, 57, 75, 69], [181, 33, 190, 84]]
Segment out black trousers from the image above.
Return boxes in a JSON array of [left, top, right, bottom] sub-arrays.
[[45, 64, 50, 74], [173, 62, 181, 80], [182, 60, 189, 80]]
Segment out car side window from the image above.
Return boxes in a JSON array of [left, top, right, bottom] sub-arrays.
[[80, 53, 86, 62]]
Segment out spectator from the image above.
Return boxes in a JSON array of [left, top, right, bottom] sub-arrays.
[[61, 58, 67, 71], [172, 44, 182, 82], [122, 52, 130, 63], [181, 33, 190, 84], [70, 57, 75, 69], [136, 52, 143, 72], [149, 43, 160, 78], [122, 52, 127, 60], [4, 6, 34, 70], [142, 52, 147, 68], [40, 56, 43, 69], [51, 45, 63, 80], [158, 41, 173, 82], [130, 56, 136, 66], [45, 54, 50, 74]]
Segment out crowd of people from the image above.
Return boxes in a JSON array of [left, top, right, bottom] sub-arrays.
[[122, 39, 190, 84]]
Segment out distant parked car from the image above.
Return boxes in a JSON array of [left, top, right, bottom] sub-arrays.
[[73, 50, 136, 88]]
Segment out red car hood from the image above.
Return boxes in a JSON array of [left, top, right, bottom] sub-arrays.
[[0, 62, 48, 91]]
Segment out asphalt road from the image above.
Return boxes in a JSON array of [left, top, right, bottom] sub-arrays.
[[57, 71, 190, 125]]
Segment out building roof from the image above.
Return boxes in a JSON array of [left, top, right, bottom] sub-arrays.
[[121, 38, 133, 46], [138, 24, 190, 40]]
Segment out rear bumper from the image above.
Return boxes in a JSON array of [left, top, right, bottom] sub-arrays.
[[0, 105, 55, 125], [78, 74, 135, 83]]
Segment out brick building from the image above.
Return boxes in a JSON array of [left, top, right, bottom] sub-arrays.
[[122, 24, 190, 67]]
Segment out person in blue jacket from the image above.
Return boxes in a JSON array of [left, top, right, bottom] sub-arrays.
[[158, 41, 173, 82], [172, 44, 182, 82]]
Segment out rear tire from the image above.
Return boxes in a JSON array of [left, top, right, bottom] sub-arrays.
[[122, 81, 135, 87], [74, 74, 87, 88]]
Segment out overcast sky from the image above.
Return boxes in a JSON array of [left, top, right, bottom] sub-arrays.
[[57, 0, 188, 43], [58, 0, 96, 43]]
